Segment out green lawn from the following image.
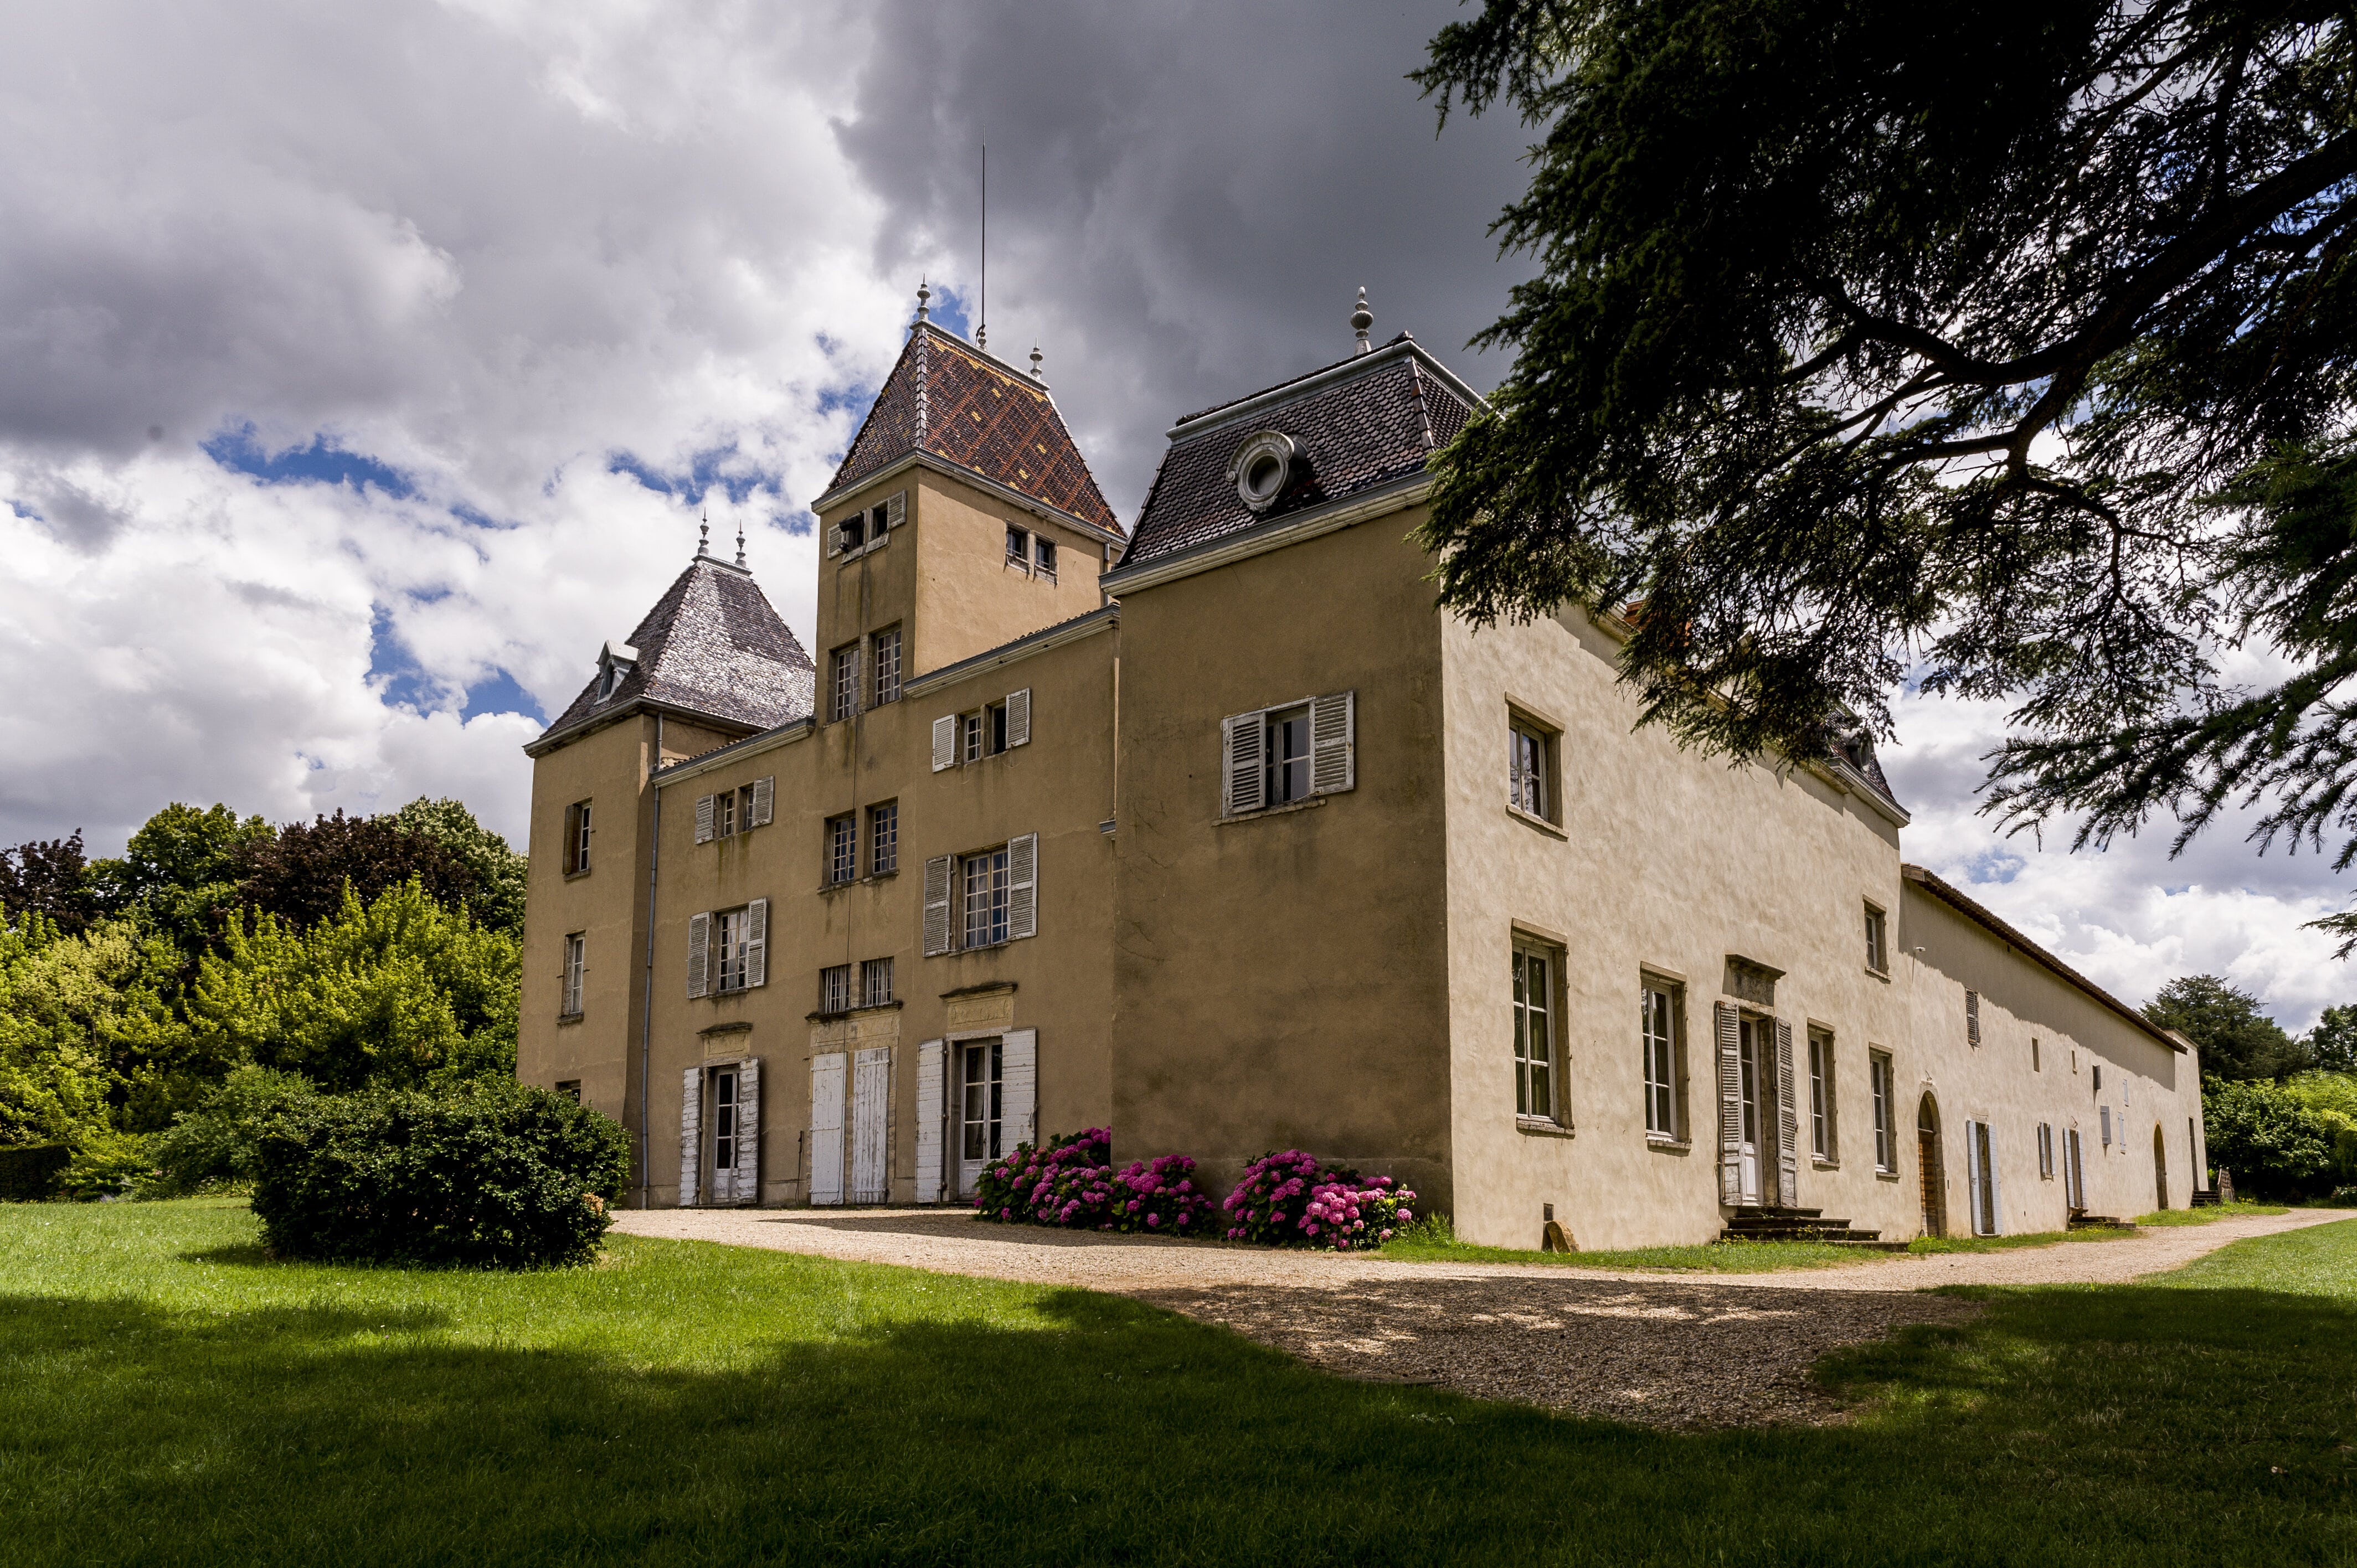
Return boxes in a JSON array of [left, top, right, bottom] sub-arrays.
[[1378, 1225, 1872, 1271], [4, 1201, 2355, 1566], [2137, 1200, 2293, 1227]]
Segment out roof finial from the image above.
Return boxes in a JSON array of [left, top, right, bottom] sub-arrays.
[[697, 507, 709, 558], [1028, 345, 1043, 380], [1351, 286, 1373, 354], [914, 279, 931, 328], [734, 517, 747, 569]]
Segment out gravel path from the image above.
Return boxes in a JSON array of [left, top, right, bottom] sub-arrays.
[[614, 1206, 2347, 1428]]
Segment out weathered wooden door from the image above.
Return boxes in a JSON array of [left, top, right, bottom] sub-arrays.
[[2153, 1124, 2168, 1210], [809, 1053, 846, 1205], [850, 1046, 891, 1204], [1917, 1095, 1946, 1238]]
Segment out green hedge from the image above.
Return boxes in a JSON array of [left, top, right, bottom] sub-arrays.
[[252, 1080, 630, 1267], [0, 1145, 70, 1202]]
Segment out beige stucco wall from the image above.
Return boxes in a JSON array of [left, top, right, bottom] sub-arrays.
[[1438, 585, 1917, 1250], [1898, 888, 2204, 1231], [1111, 509, 1454, 1208], [636, 622, 1120, 1208]]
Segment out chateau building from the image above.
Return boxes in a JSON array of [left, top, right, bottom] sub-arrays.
[[517, 293, 2207, 1248]]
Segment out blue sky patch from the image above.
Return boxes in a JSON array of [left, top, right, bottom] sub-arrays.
[[367, 606, 438, 710], [606, 445, 778, 506], [205, 423, 415, 498], [464, 667, 545, 723]]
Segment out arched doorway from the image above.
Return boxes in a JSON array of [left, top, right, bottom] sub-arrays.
[[2153, 1124, 2169, 1211], [1917, 1094, 1946, 1238]]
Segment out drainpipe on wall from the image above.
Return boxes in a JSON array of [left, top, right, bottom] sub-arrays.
[[640, 714, 662, 1208]]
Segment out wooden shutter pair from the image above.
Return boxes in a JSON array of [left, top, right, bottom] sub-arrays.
[[930, 689, 1033, 772], [1219, 690, 1356, 814], [685, 900, 768, 996], [920, 835, 1037, 955], [1712, 1004, 1797, 1206]]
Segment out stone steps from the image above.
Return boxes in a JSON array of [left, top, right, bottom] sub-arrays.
[[1720, 1206, 1886, 1245]]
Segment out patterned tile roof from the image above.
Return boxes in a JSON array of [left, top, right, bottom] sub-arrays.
[[827, 324, 1119, 533], [534, 556, 814, 750], [1119, 334, 1476, 570]]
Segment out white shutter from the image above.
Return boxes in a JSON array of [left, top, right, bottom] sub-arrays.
[[679, 1066, 702, 1206], [1774, 1018, 1799, 1208], [686, 912, 711, 998], [850, 1046, 891, 1203], [1965, 1120, 1986, 1234], [743, 898, 768, 987], [1006, 833, 1037, 941], [750, 775, 774, 827], [810, 1053, 847, 1205], [733, 1057, 761, 1203], [1005, 688, 1031, 747], [932, 714, 958, 772], [696, 793, 716, 844], [1985, 1121, 2004, 1234], [1222, 710, 1265, 816], [1966, 989, 1981, 1046], [1715, 1003, 1742, 1205], [914, 1039, 945, 1203], [923, 855, 954, 956], [1001, 1029, 1038, 1153], [827, 518, 845, 558], [1310, 690, 1355, 795], [886, 489, 906, 529]]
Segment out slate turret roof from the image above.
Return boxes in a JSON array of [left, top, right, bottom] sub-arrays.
[[825, 323, 1120, 534], [530, 555, 814, 755], [1118, 332, 1479, 570]]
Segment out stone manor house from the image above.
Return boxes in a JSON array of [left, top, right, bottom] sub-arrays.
[[516, 293, 2208, 1249]]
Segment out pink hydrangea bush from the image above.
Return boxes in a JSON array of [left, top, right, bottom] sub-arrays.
[[971, 1128, 1218, 1235], [1222, 1149, 1417, 1251]]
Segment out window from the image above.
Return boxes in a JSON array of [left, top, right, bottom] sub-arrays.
[[870, 626, 902, 705], [713, 1067, 738, 1172], [1870, 1050, 1895, 1172], [1965, 988, 1982, 1046], [861, 956, 894, 1007], [564, 800, 593, 875], [963, 848, 1010, 949], [1865, 904, 1887, 973], [561, 932, 585, 1017], [1006, 524, 1031, 570], [556, 1080, 581, 1103], [715, 907, 751, 992], [961, 1040, 1003, 1162], [2101, 1105, 2113, 1146], [694, 779, 771, 845], [1641, 979, 1680, 1138], [820, 963, 852, 1014], [2038, 1122, 2055, 1179], [827, 814, 856, 886], [831, 643, 861, 722], [869, 801, 898, 876], [1221, 693, 1355, 815], [964, 711, 984, 764], [1808, 1027, 1836, 1159], [2032, 1036, 2041, 1071], [714, 787, 737, 841], [1512, 942, 1557, 1122], [2092, 1064, 2103, 1093], [932, 691, 1032, 772], [688, 900, 766, 997], [1035, 537, 1058, 583], [1509, 718, 1551, 819], [840, 509, 866, 553]]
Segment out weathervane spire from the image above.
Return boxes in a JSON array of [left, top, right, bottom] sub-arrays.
[[697, 507, 709, 558], [1352, 286, 1373, 354], [735, 516, 746, 569]]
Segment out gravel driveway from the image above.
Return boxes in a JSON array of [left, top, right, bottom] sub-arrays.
[[615, 1206, 2346, 1428]]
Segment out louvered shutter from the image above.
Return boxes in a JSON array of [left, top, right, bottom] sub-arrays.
[[1310, 690, 1355, 795], [810, 1053, 846, 1205], [562, 802, 580, 875], [922, 855, 954, 955], [932, 714, 958, 772], [1222, 711, 1265, 816], [696, 793, 716, 844], [1001, 1029, 1038, 1152], [733, 1057, 761, 1203], [1006, 833, 1037, 941], [1965, 1120, 1986, 1234], [686, 912, 711, 998], [744, 898, 768, 987], [914, 1040, 946, 1203], [886, 489, 906, 529], [750, 775, 774, 827], [1715, 1003, 1742, 1205], [1965, 989, 1981, 1046], [680, 1066, 702, 1206], [1985, 1121, 2003, 1234], [1005, 688, 1031, 747], [827, 518, 845, 558], [1774, 1018, 1799, 1207]]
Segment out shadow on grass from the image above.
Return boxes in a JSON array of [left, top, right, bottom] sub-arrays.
[[5, 1264, 2356, 1565]]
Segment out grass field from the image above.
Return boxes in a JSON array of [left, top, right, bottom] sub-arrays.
[[3, 1200, 2354, 1566]]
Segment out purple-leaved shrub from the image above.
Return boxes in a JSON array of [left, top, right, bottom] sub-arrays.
[[1222, 1149, 1415, 1250], [971, 1127, 1219, 1235]]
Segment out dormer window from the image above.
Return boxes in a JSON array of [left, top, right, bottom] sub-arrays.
[[596, 641, 639, 702], [1229, 430, 1297, 513]]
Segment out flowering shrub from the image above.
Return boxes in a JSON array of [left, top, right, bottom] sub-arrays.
[[971, 1127, 1218, 1236], [1222, 1149, 1416, 1250]]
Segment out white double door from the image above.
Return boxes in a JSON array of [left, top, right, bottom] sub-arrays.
[[810, 1046, 891, 1205]]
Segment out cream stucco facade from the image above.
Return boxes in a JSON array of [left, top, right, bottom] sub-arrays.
[[516, 312, 2207, 1248]]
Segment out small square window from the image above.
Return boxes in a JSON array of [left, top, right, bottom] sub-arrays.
[[556, 1080, 581, 1103], [1865, 904, 1888, 973], [869, 801, 898, 877], [1035, 537, 1058, 582], [1508, 716, 1555, 821], [861, 956, 894, 1008], [840, 510, 866, 552], [1006, 524, 1031, 570], [820, 963, 852, 1014], [826, 814, 857, 886]]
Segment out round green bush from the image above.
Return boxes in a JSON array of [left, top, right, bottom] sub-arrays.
[[251, 1079, 630, 1267]]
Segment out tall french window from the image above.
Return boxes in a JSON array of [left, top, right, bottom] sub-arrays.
[[1865, 904, 1887, 972], [1641, 981, 1677, 1136], [831, 643, 860, 722], [1808, 1027, 1835, 1159], [869, 801, 898, 876], [963, 848, 1010, 948], [861, 956, 894, 1007], [561, 932, 585, 1017], [870, 626, 903, 705], [827, 814, 856, 886], [1870, 1051, 1895, 1170], [1512, 944, 1555, 1121]]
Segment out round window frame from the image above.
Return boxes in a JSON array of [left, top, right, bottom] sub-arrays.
[[1228, 430, 1298, 514]]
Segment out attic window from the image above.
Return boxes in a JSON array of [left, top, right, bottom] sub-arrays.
[[1229, 430, 1297, 513], [596, 641, 638, 702]]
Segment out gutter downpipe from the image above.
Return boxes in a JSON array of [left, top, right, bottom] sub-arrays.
[[640, 715, 661, 1208]]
